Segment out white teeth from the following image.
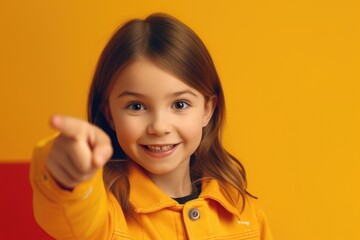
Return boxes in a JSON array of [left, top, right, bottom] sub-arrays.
[[147, 145, 174, 152]]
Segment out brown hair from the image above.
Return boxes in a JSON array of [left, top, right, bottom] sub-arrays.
[[88, 13, 251, 214]]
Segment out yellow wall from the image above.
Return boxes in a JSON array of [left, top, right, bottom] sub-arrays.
[[1, 0, 359, 239]]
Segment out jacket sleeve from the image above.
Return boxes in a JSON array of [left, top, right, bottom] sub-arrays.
[[256, 204, 273, 240], [30, 136, 113, 240]]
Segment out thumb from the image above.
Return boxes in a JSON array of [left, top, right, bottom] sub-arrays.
[[92, 141, 113, 167], [88, 122, 113, 167]]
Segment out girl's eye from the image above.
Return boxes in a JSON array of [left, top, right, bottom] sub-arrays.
[[127, 103, 145, 111], [173, 101, 190, 110]]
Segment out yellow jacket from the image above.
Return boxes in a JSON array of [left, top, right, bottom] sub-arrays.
[[30, 138, 273, 240]]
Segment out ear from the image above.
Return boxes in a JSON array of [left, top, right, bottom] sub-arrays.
[[202, 95, 217, 127], [101, 102, 115, 130]]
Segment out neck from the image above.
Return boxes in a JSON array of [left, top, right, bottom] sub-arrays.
[[146, 164, 192, 198]]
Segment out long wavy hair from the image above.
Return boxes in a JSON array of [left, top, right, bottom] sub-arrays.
[[88, 13, 251, 214]]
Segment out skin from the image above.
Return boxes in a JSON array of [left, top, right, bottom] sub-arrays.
[[46, 57, 216, 198], [46, 116, 113, 189], [105, 57, 216, 197]]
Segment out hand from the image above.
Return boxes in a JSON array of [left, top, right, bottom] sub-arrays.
[[46, 115, 113, 190]]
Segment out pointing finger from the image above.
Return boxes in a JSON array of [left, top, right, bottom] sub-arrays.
[[50, 115, 90, 140]]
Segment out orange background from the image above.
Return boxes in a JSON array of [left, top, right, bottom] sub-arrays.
[[1, 1, 359, 239]]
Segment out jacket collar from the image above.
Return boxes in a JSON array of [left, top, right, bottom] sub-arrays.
[[199, 179, 242, 218], [128, 163, 178, 213], [128, 163, 241, 218]]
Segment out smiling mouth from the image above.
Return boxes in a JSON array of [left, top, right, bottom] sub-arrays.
[[144, 144, 177, 153]]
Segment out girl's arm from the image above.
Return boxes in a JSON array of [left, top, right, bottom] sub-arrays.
[[30, 116, 113, 239]]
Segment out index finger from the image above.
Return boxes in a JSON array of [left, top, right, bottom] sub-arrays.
[[50, 115, 90, 140]]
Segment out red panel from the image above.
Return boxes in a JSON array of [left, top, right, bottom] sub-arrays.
[[0, 163, 53, 239]]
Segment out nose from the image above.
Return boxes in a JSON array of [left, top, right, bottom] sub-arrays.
[[147, 111, 171, 136]]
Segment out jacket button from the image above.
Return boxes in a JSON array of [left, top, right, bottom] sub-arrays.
[[188, 208, 200, 221]]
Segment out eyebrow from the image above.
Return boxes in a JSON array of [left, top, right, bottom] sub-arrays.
[[117, 90, 198, 99]]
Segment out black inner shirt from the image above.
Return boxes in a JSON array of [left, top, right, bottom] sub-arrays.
[[173, 184, 201, 204]]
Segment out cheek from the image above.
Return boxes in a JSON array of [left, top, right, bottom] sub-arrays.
[[113, 115, 143, 144], [178, 114, 205, 139]]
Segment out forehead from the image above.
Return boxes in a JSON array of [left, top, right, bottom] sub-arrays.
[[110, 57, 202, 97]]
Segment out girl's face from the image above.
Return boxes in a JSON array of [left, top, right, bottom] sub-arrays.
[[105, 57, 215, 177]]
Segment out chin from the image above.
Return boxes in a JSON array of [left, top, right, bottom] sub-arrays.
[[141, 164, 177, 176]]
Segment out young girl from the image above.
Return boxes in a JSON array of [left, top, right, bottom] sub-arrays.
[[31, 13, 272, 239]]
